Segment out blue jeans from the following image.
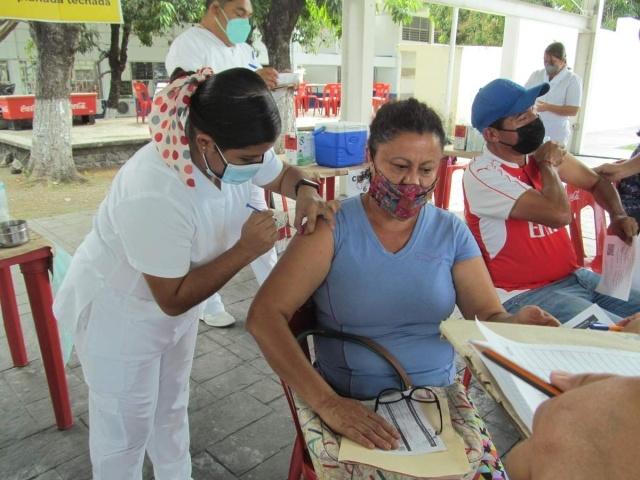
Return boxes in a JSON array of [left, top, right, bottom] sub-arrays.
[[502, 268, 640, 324]]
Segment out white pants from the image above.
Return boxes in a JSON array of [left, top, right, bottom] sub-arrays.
[[77, 291, 199, 480], [203, 185, 277, 315]]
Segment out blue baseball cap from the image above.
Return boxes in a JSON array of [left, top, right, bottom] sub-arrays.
[[471, 79, 550, 132]]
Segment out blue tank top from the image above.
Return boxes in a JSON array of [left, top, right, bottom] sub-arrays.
[[313, 195, 481, 399]]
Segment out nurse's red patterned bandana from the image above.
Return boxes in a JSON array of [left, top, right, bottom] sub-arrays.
[[148, 68, 214, 188]]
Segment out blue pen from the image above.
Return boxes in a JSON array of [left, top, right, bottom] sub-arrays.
[[246, 203, 262, 212], [588, 323, 623, 332], [248, 63, 259, 71]]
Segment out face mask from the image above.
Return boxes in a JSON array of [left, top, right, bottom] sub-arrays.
[[203, 144, 263, 185], [215, 8, 251, 45], [544, 63, 560, 76], [496, 117, 546, 155], [367, 166, 437, 219]]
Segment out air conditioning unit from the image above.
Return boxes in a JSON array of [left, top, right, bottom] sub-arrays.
[[115, 96, 137, 117]]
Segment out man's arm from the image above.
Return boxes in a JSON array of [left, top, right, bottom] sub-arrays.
[[535, 102, 579, 117], [509, 142, 571, 228], [558, 154, 638, 243]]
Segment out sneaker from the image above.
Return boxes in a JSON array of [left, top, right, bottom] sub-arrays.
[[201, 311, 236, 327]]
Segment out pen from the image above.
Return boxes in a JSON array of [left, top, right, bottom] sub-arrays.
[[472, 342, 563, 397], [588, 323, 624, 332], [246, 203, 262, 212], [248, 63, 259, 71]]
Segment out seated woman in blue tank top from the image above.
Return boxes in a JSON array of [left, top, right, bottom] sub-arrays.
[[247, 99, 558, 473]]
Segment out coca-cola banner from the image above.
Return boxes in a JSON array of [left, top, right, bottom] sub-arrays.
[[3, 0, 122, 24]]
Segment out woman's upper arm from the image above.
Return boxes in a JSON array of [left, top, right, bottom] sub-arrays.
[[452, 257, 504, 320], [250, 218, 334, 323]]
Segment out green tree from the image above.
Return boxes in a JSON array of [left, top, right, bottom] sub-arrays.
[[104, 0, 202, 115], [251, 0, 423, 70]]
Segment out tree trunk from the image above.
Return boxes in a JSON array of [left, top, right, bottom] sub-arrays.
[[259, 0, 305, 153], [259, 0, 305, 71], [106, 23, 131, 114], [27, 22, 83, 183]]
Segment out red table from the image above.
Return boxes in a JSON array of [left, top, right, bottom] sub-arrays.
[[0, 234, 73, 430], [0, 93, 97, 130]]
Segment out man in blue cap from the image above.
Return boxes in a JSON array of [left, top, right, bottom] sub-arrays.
[[462, 78, 640, 324]]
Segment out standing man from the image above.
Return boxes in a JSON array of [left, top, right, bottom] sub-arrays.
[[525, 42, 582, 147], [166, 0, 279, 327], [463, 78, 640, 324]]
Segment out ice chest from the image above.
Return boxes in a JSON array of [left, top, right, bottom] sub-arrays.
[[313, 122, 368, 167]]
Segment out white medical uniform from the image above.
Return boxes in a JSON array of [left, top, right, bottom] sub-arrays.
[[53, 142, 283, 479], [166, 25, 276, 316], [525, 67, 582, 147]]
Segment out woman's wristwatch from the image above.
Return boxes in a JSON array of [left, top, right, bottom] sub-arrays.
[[294, 178, 321, 196]]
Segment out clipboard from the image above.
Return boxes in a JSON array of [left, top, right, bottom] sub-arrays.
[[440, 320, 640, 437]]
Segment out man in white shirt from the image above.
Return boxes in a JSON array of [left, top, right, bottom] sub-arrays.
[[525, 42, 582, 148], [166, 0, 279, 327]]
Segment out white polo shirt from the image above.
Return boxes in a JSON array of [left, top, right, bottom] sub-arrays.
[[165, 26, 259, 75], [525, 67, 582, 147]]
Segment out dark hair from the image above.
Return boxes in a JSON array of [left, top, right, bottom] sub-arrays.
[[368, 98, 446, 158], [545, 42, 566, 61], [177, 67, 281, 150]]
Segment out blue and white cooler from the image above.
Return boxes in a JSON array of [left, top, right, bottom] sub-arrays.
[[313, 122, 368, 168]]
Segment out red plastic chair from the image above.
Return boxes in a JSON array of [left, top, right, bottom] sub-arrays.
[[433, 155, 468, 210], [317, 83, 341, 117], [566, 184, 607, 273], [294, 83, 318, 117], [132, 81, 152, 123], [372, 82, 390, 112], [282, 301, 319, 480], [264, 190, 292, 239]]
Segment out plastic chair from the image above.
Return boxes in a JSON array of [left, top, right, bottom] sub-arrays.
[[372, 82, 390, 112], [264, 190, 292, 239], [433, 156, 468, 210], [281, 301, 319, 480], [566, 184, 607, 274], [317, 83, 341, 117], [132, 81, 152, 123], [294, 83, 311, 117]]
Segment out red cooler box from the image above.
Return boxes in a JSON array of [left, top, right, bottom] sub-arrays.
[[0, 93, 97, 129]]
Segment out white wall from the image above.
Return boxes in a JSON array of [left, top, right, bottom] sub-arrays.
[[502, 17, 579, 85], [456, 46, 502, 125], [583, 18, 640, 133]]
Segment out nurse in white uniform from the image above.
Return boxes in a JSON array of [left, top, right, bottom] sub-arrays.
[[53, 67, 337, 480], [525, 41, 582, 148]]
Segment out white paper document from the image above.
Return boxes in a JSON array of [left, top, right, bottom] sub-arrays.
[[375, 397, 446, 455], [473, 320, 640, 432], [561, 303, 613, 329], [596, 235, 637, 301]]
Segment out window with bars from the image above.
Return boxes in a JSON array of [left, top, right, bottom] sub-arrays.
[[402, 16, 430, 43], [130, 62, 168, 81]]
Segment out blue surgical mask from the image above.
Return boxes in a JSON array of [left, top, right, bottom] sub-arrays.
[[203, 144, 262, 185], [216, 8, 251, 45]]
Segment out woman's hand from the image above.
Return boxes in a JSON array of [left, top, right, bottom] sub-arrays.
[[237, 210, 278, 258], [617, 313, 640, 333], [294, 187, 340, 234], [511, 305, 560, 327], [315, 395, 400, 450], [594, 161, 631, 183]]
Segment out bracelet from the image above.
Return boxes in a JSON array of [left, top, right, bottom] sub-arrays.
[[294, 178, 321, 197]]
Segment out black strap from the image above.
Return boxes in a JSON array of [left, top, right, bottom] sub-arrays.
[[296, 328, 413, 391]]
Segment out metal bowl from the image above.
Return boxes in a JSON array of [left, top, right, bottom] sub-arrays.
[[0, 220, 30, 248]]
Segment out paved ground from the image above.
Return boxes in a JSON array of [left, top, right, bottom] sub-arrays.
[[0, 195, 528, 480]]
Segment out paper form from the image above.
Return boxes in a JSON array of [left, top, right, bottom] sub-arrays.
[[473, 320, 640, 432], [375, 396, 446, 455], [596, 235, 637, 301], [562, 303, 613, 329]]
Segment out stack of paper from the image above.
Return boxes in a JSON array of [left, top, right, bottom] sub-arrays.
[[473, 320, 640, 431]]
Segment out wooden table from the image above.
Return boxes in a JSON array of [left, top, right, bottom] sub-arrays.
[[0, 233, 73, 429]]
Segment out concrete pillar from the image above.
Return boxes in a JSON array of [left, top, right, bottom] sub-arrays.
[[444, 7, 459, 132], [571, 0, 603, 154], [500, 17, 521, 79], [340, 0, 375, 123]]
